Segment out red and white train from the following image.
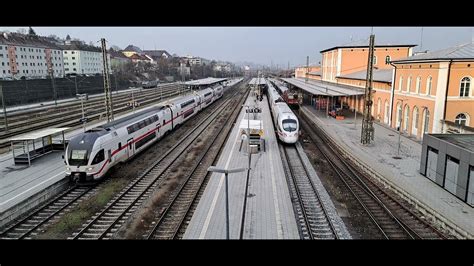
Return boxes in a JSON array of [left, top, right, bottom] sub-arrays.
[[267, 80, 299, 144], [270, 79, 299, 106], [65, 84, 226, 183]]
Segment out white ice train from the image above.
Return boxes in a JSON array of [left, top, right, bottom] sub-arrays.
[[65, 84, 225, 183], [267, 81, 299, 144]]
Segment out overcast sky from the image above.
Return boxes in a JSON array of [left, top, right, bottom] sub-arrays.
[[1, 27, 473, 67]]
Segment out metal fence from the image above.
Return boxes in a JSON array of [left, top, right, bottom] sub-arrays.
[[0, 75, 133, 107]]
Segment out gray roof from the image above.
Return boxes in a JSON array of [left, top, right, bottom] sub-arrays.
[[0, 32, 62, 50], [184, 77, 227, 86], [393, 43, 474, 62], [249, 77, 268, 85], [143, 50, 172, 58], [281, 78, 364, 96], [320, 38, 416, 53], [61, 41, 101, 52], [432, 134, 474, 153], [337, 69, 393, 83], [123, 45, 143, 53]]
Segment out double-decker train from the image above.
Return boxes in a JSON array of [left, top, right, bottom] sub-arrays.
[[267, 80, 299, 144], [65, 84, 225, 183]]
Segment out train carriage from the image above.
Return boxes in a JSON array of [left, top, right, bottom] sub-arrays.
[[267, 81, 299, 144]]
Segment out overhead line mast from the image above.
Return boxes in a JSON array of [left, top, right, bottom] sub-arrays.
[[101, 38, 114, 122], [361, 34, 375, 145]]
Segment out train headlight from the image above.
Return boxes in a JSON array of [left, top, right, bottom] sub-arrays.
[[87, 167, 93, 171], [66, 167, 71, 171]]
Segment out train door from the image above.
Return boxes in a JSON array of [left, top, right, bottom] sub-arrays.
[[127, 138, 134, 158]]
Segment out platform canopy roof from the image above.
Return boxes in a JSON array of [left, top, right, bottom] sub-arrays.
[[281, 78, 364, 96], [249, 77, 268, 85], [184, 77, 227, 86], [337, 69, 393, 83], [10, 128, 69, 142]]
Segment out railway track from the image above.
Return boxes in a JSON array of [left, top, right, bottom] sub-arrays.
[[146, 82, 248, 240], [299, 113, 447, 239], [0, 184, 102, 239], [70, 84, 246, 240], [280, 144, 339, 239], [0, 85, 186, 148]]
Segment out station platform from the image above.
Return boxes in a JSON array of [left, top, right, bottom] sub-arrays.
[[0, 94, 185, 223], [301, 105, 474, 238], [184, 94, 300, 239]]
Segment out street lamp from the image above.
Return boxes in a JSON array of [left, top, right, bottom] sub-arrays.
[[395, 98, 408, 158], [207, 166, 247, 239], [77, 93, 88, 132]]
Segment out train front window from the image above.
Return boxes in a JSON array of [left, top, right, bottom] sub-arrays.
[[282, 119, 297, 132], [69, 150, 88, 166]]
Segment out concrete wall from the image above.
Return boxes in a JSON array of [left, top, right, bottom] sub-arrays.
[[420, 134, 474, 206], [0, 178, 70, 229]]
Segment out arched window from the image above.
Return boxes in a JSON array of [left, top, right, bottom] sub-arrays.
[[412, 106, 419, 136], [404, 105, 410, 131], [373, 56, 377, 65], [396, 102, 402, 129], [406, 76, 412, 92], [422, 108, 430, 136], [455, 113, 469, 126], [377, 98, 382, 116], [399, 76, 403, 91], [385, 55, 391, 65], [460, 77, 471, 97], [426, 76, 432, 96], [415, 76, 421, 94], [384, 100, 389, 124]]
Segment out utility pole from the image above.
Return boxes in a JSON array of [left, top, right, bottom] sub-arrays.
[[0, 83, 8, 131], [305, 56, 309, 83], [361, 34, 375, 144], [101, 38, 114, 122]]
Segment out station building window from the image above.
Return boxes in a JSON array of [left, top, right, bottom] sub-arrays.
[[455, 113, 469, 126], [406, 76, 412, 93], [426, 76, 432, 95], [415, 76, 421, 94], [460, 77, 471, 97]]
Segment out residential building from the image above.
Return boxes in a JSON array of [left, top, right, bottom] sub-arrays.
[[0, 31, 64, 79], [129, 53, 151, 63], [182, 55, 209, 66], [122, 45, 143, 58], [61, 38, 110, 75], [109, 48, 131, 71]]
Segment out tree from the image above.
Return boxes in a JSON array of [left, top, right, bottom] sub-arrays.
[[28, 27, 36, 35], [16, 28, 27, 34]]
